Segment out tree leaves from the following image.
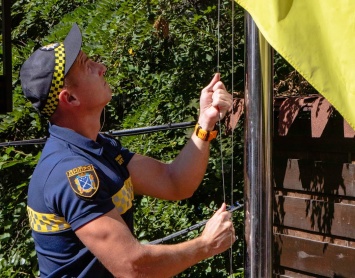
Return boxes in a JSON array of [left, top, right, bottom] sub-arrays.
[[1, 0, 245, 276]]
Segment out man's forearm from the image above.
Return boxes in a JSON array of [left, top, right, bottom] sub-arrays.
[[118, 203, 233, 278], [134, 236, 209, 277], [168, 131, 212, 197]]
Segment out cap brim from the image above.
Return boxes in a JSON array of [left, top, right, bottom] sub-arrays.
[[64, 23, 82, 75]]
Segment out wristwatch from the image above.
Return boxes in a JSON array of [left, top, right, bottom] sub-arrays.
[[194, 124, 218, 141]]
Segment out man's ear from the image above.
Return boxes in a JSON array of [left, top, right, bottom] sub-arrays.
[[58, 89, 80, 106]]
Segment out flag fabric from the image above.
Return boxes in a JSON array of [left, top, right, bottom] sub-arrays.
[[235, 0, 355, 130]]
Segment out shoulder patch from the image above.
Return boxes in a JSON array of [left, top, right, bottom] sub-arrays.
[[66, 164, 99, 199]]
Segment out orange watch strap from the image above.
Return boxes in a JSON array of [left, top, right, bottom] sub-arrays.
[[194, 124, 218, 141]]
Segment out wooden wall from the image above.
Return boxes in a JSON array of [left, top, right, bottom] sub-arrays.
[[273, 96, 355, 277]]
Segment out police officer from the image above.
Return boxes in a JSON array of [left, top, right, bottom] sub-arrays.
[[20, 23, 235, 277]]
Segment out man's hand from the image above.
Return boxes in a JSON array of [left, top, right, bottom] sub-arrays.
[[200, 203, 236, 256], [76, 205, 236, 277], [198, 73, 233, 130]]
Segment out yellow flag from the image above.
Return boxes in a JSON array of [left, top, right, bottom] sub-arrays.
[[235, 0, 355, 130]]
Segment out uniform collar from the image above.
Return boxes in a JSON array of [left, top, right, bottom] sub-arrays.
[[49, 124, 104, 156]]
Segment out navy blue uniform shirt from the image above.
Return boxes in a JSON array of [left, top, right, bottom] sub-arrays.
[[27, 124, 135, 277]]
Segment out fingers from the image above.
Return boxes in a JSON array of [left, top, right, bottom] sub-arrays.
[[215, 202, 227, 213], [212, 89, 232, 107], [203, 73, 221, 92], [225, 217, 236, 246], [212, 90, 233, 119], [202, 203, 236, 253], [207, 75, 232, 118], [212, 77, 227, 92], [216, 203, 235, 243], [212, 203, 233, 222], [198, 73, 232, 124]]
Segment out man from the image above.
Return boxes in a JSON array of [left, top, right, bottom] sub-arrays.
[[20, 23, 235, 277]]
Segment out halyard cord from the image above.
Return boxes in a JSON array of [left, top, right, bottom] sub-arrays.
[[229, 0, 236, 275], [148, 202, 243, 245], [216, 1, 236, 276]]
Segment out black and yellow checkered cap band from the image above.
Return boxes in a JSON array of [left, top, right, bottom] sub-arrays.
[[41, 43, 66, 118], [27, 206, 71, 233]]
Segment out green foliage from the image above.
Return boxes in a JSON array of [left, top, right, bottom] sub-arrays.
[[0, 147, 40, 277], [1, 0, 246, 276]]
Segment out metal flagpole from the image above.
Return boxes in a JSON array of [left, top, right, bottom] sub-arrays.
[[244, 12, 273, 277]]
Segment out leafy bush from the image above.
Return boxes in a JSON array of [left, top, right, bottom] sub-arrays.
[[0, 0, 245, 276]]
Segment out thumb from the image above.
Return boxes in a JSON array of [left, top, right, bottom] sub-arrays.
[[203, 73, 220, 92], [215, 202, 227, 214]]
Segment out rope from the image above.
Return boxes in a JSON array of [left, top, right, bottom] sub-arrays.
[[216, 0, 237, 275], [217, 0, 221, 74], [229, 0, 236, 275]]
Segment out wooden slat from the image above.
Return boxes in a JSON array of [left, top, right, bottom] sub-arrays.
[[274, 150, 352, 162], [273, 227, 355, 247], [274, 108, 348, 139], [274, 196, 355, 239], [274, 136, 355, 155], [274, 269, 324, 278], [274, 159, 355, 197], [273, 100, 355, 276], [274, 234, 355, 277]]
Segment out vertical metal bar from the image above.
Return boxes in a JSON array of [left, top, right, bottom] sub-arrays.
[[244, 12, 273, 277], [0, 0, 12, 113]]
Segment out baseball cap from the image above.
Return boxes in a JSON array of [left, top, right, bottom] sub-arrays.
[[20, 23, 82, 118]]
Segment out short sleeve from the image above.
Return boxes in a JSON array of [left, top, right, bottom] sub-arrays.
[[97, 134, 135, 167], [44, 156, 115, 231]]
